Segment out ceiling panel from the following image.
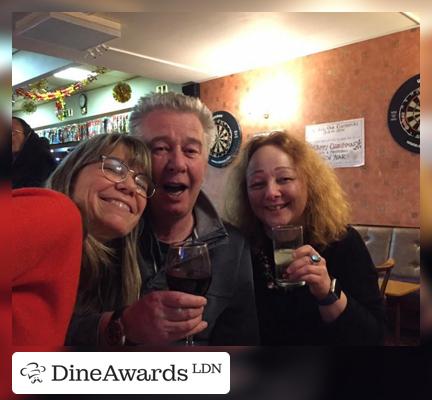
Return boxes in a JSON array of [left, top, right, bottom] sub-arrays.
[[12, 12, 418, 91]]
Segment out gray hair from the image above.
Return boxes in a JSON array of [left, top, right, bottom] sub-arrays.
[[129, 91, 216, 153]]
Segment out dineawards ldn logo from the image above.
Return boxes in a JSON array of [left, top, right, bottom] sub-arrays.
[[12, 352, 230, 395], [20, 362, 47, 383]]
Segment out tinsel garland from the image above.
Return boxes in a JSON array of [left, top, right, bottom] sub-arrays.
[[15, 67, 107, 120]]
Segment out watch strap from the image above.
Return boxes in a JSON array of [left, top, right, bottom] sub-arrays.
[[105, 307, 127, 346]]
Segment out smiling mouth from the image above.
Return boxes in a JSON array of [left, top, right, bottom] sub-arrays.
[[102, 198, 132, 213], [265, 204, 288, 211], [163, 183, 188, 197]]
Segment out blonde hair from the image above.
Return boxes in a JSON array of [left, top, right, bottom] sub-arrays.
[[225, 131, 350, 247], [47, 133, 152, 312]]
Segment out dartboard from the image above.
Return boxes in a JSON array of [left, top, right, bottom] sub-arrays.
[[400, 89, 420, 136], [212, 119, 233, 157], [387, 74, 420, 153], [209, 111, 242, 168]]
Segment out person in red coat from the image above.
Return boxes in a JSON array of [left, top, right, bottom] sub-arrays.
[[12, 188, 83, 345]]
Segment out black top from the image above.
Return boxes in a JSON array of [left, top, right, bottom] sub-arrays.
[[12, 131, 56, 189], [0, 135, 11, 182], [253, 226, 386, 345]]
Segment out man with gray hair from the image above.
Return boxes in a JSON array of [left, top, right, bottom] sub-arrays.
[[114, 92, 259, 345]]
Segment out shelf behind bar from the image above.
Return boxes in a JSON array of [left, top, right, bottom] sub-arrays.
[[49, 134, 130, 150], [34, 107, 133, 131]]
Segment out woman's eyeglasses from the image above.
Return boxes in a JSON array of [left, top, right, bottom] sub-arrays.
[[101, 155, 155, 198]]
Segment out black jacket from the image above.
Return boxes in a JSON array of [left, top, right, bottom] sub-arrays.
[[137, 192, 260, 345], [12, 131, 56, 189]]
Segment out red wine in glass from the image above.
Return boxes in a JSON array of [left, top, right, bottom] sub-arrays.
[[165, 242, 211, 345], [166, 265, 211, 295]]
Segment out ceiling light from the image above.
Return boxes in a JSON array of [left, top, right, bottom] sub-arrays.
[[54, 67, 95, 81], [84, 44, 109, 59]]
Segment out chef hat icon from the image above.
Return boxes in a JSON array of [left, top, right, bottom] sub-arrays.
[[20, 362, 46, 383]]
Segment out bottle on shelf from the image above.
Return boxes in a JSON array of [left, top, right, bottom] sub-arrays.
[[32, 110, 132, 147]]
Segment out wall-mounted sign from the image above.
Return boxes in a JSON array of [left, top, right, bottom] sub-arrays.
[[305, 118, 365, 168], [387, 74, 420, 154], [209, 111, 242, 168]]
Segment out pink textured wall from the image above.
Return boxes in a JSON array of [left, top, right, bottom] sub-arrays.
[[201, 28, 419, 227]]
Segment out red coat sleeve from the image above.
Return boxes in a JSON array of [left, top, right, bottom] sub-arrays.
[[12, 188, 83, 345]]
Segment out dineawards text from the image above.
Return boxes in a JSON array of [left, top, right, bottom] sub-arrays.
[[52, 364, 188, 382]]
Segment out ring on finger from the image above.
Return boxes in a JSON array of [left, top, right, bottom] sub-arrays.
[[310, 254, 321, 264]]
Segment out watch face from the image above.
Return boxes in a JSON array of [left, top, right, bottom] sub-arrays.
[[332, 278, 342, 299], [387, 74, 420, 153], [318, 278, 341, 306], [79, 94, 87, 108]]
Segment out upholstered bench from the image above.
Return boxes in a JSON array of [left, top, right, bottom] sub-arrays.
[[352, 225, 420, 344], [352, 225, 420, 283]]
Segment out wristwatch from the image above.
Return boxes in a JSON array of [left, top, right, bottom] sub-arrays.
[[105, 307, 127, 346], [317, 278, 341, 306]]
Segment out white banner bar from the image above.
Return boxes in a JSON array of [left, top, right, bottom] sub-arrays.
[[13, 352, 230, 394]]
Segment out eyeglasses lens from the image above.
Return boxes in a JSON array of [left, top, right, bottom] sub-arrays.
[[103, 159, 127, 181]]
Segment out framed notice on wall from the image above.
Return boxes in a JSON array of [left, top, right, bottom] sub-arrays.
[[305, 118, 365, 168]]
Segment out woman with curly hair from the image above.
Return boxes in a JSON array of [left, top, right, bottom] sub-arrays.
[[225, 131, 385, 345]]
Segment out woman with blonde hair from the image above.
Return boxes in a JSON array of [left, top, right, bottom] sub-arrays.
[[225, 130, 385, 345], [48, 133, 155, 345]]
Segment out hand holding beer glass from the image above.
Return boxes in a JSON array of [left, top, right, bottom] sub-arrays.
[[272, 225, 305, 288]]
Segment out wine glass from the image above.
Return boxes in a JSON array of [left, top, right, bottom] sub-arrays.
[[165, 241, 212, 345]]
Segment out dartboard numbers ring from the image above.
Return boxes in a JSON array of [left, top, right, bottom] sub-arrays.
[[209, 111, 242, 168], [387, 74, 420, 153]]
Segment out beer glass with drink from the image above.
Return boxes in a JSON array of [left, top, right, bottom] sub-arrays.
[[272, 225, 305, 288]]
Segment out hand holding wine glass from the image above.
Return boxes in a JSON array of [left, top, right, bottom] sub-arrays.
[[165, 241, 212, 345]]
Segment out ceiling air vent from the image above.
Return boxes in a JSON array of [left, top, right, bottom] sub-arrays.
[[14, 12, 121, 51]]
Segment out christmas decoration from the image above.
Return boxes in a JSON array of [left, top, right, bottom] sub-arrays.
[[112, 82, 132, 103], [22, 100, 37, 114], [29, 79, 49, 92], [55, 97, 67, 120], [15, 67, 107, 120]]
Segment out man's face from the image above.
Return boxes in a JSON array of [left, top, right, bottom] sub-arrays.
[[138, 109, 207, 221]]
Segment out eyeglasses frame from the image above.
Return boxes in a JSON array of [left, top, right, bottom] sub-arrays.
[[100, 155, 155, 198]]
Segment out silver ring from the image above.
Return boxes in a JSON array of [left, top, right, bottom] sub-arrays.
[[177, 308, 183, 314], [310, 254, 321, 264]]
